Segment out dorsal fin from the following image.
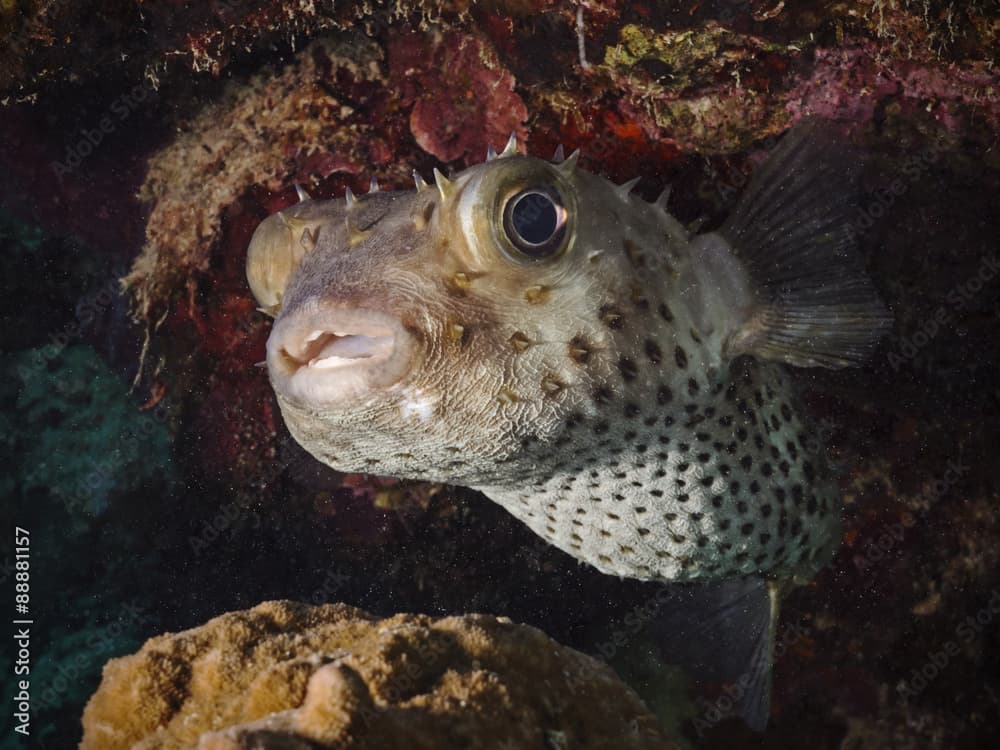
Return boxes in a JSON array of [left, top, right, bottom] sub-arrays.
[[712, 120, 892, 369]]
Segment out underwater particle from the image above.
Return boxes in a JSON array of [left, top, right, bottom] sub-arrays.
[[80, 600, 680, 750]]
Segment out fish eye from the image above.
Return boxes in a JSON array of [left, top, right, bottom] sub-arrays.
[[501, 188, 569, 261]]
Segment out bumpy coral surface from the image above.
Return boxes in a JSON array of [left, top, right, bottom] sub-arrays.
[[80, 600, 678, 750]]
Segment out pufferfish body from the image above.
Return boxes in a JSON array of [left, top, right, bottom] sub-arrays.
[[246, 122, 890, 727]]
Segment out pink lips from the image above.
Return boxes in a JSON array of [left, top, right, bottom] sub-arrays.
[[266, 304, 413, 406]]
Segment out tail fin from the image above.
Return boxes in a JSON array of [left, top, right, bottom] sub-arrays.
[[649, 577, 780, 732], [713, 119, 893, 369]]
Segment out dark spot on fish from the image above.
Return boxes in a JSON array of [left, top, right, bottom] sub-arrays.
[[664, 512, 678, 521], [644, 339, 663, 364], [658, 303, 674, 322], [593, 421, 610, 435], [792, 485, 804, 505], [761, 504, 773, 517], [650, 489, 664, 498], [592, 386, 614, 405], [711, 495, 724, 508], [696, 536, 708, 547], [807, 495, 818, 514], [656, 385, 673, 405], [803, 461, 816, 481], [618, 357, 639, 381], [599, 305, 624, 329], [740, 523, 754, 536], [700, 475, 714, 487], [761, 463, 773, 477], [736, 501, 748, 514], [749, 481, 760, 494], [630, 287, 650, 312], [741, 455, 753, 471], [677, 493, 690, 503], [781, 404, 793, 422], [687, 379, 699, 395], [634, 506, 647, 514], [674, 346, 688, 369], [568, 335, 591, 364], [624, 402, 640, 418], [509, 331, 532, 352], [644, 415, 658, 426], [623, 238, 645, 268]]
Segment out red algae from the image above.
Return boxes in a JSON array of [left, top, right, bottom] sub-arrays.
[[389, 30, 528, 163]]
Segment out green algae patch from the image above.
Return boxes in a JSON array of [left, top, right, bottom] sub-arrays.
[[9, 344, 172, 523]]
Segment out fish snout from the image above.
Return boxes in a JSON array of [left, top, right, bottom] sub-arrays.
[[266, 302, 416, 407]]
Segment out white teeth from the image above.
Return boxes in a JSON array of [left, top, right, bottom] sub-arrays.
[[305, 330, 327, 342], [309, 355, 358, 369], [316, 335, 381, 360]]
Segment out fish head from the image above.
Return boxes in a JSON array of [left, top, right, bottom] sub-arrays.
[[248, 153, 687, 486]]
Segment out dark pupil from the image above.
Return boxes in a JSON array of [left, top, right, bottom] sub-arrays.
[[511, 192, 557, 246]]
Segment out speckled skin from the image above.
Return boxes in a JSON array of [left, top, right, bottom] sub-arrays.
[[256, 150, 842, 588]]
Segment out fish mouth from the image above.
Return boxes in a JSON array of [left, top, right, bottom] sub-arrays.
[[266, 303, 414, 406]]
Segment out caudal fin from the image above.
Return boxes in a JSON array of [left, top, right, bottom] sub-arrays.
[[650, 577, 779, 732], [718, 119, 892, 369]]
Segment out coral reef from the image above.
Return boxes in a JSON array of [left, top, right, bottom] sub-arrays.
[[81, 600, 678, 750]]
